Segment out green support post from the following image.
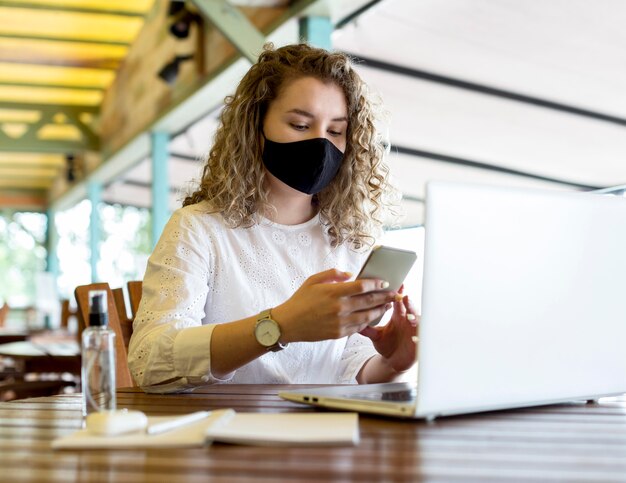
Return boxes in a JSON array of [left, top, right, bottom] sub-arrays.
[[299, 16, 333, 50], [45, 208, 59, 280], [151, 131, 170, 249], [88, 181, 102, 283]]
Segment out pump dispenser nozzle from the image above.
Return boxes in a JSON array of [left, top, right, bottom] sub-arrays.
[[88, 290, 108, 327]]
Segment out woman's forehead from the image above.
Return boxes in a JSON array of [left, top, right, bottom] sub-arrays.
[[271, 76, 348, 118]]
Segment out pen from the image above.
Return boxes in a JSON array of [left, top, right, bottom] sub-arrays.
[[147, 411, 211, 435]]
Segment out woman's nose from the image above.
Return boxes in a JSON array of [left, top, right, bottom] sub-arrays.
[[311, 125, 328, 140]]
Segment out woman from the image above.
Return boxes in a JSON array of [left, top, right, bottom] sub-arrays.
[[128, 43, 418, 393]]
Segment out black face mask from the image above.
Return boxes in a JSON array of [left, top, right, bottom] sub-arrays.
[[261, 136, 344, 195]]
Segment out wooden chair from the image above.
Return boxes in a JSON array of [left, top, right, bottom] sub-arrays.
[[111, 287, 133, 350], [0, 303, 9, 327], [74, 283, 134, 388], [127, 281, 143, 320], [60, 299, 78, 332]]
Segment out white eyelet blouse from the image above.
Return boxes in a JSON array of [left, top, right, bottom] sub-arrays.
[[127, 201, 378, 393]]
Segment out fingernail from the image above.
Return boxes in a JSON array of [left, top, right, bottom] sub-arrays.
[[394, 293, 404, 302], [407, 314, 416, 321], [380, 281, 389, 289]]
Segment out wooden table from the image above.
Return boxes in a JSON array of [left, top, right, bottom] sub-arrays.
[[1, 385, 626, 481], [0, 337, 80, 374], [0, 328, 29, 344]]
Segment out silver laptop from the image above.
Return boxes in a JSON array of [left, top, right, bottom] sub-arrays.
[[279, 181, 626, 419]]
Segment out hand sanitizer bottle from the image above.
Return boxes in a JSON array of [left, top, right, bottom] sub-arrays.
[[81, 290, 116, 417]]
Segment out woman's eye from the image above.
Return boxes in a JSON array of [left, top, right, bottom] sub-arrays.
[[328, 130, 343, 137], [290, 123, 307, 131]]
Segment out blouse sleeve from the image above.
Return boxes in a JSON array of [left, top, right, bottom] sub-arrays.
[[337, 333, 379, 384], [127, 209, 233, 393]]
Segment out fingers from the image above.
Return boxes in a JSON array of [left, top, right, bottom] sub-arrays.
[[393, 293, 407, 318], [333, 278, 392, 296], [359, 325, 381, 340], [305, 268, 395, 297], [303, 269, 352, 286], [343, 291, 396, 314], [342, 302, 391, 328], [403, 296, 419, 323]]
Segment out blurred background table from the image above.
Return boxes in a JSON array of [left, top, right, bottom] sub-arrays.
[[0, 330, 79, 401], [1, 385, 626, 481], [0, 328, 29, 344]]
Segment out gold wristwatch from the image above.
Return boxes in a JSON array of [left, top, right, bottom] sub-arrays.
[[254, 309, 288, 352]]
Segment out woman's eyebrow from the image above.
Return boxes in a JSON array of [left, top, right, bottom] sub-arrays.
[[287, 108, 348, 123]]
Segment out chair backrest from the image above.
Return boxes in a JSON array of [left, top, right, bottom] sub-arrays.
[[0, 302, 8, 327], [74, 283, 134, 388], [127, 281, 143, 320], [59, 299, 78, 331], [112, 287, 133, 350]]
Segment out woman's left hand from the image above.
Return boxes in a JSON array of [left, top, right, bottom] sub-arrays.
[[359, 290, 419, 373]]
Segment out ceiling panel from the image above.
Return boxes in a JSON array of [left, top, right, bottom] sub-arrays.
[[355, 66, 626, 188], [334, 0, 626, 118]]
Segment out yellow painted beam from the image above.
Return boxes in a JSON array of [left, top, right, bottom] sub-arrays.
[[0, 109, 41, 123], [0, 7, 145, 43], [0, 166, 60, 178], [0, 85, 102, 105], [0, 0, 154, 15], [0, 38, 127, 68], [0, 153, 65, 166], [0, 62, 114, 88], [0, 177, 52, 188]]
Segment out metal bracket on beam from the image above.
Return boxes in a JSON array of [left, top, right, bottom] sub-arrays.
[[191, 0, 266, 63]]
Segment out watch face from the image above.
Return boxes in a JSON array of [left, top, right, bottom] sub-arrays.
[[255, 319, 280, 347]]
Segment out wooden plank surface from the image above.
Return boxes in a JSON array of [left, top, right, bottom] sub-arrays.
[[0, 386, 626, 481]]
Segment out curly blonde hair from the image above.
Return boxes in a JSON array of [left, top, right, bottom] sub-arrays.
[[183, 43, 397, 249]]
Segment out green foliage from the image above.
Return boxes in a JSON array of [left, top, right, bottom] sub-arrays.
[[0, 211, 47, 306]]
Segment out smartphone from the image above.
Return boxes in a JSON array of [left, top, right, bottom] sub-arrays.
[[356, 245, 418, 326]]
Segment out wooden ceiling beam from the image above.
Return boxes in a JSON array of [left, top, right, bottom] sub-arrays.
[[0, 167, 60, 178], [0, 178, 52, 188], [0, 1, 148, 17], [0, 33, 130, 47], [0, 57, 121, 70], [0, 192, 47, 209], [0, 81, 106, 91], [0, 161, 63, 170], [0, 128, 99, 153], [0, 101, 99, 114]]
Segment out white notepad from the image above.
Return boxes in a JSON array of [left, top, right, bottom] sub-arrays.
[[205, 412, 360, 446], [52, 411, 359, 449]]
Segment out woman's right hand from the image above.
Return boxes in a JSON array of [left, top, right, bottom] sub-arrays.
[[271, 269, 397, 343]]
